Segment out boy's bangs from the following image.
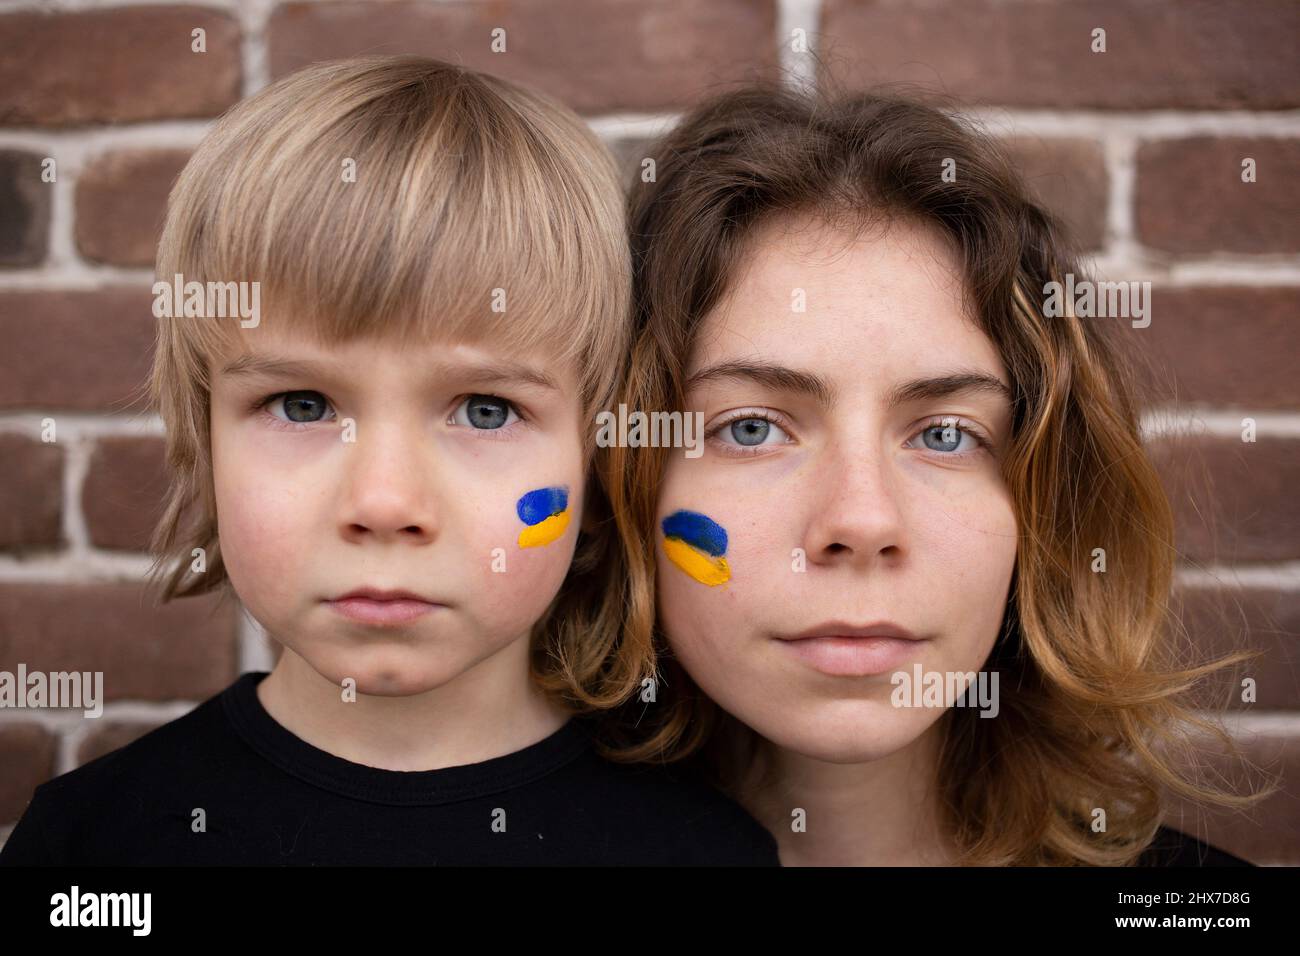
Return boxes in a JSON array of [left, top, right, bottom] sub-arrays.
[[161, 57, 618, 379]]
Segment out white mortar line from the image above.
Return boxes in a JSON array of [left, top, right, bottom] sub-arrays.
[[778, 0, 821, 91], [236, 0, 274, 97], [966, 108, 1300, 138], [586, 113, 683, 141], [238, 603, 275, 674], [1176, 563, 1300, 591], [1140, 408, 1300, 439]]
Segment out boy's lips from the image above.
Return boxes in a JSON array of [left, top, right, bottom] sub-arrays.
[[333, 587, 441, 603], [325, 587, 447, 627]]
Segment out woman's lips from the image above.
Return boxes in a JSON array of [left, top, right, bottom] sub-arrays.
[[776, 634, 926, 677], [326, 597, 441, 626]]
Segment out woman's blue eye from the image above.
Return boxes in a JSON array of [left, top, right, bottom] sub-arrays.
[[713, 414, 790, 449], [454, 394, 518, 430], [919, 421, 977, 453], [730, 418, 770, 446], [273, 390, 331, 423]]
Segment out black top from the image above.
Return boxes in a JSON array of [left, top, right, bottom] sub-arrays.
[[1136, 826, 1252, 867], [0, 671, 1250, 867], [0, 671, 779, 866]]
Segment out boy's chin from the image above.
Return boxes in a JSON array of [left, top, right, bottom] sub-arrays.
[[299, 648, 486, 699]]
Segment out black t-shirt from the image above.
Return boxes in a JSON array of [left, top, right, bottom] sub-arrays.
[[0, 671, 779, 866], [1136, 826, 1252, 866], [0, 671, 1251, 867]]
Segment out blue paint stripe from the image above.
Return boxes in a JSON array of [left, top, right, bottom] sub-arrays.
[[661, 509, 728, 556], [517, 486, 569, 526]]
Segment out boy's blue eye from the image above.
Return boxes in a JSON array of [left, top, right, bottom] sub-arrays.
[[455, 394, 518, 430], [274, 390, 331, 423]]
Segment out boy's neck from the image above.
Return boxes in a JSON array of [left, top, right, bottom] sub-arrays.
[[255, 642, 572, 773]]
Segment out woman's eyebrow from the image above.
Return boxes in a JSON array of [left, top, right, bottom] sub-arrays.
[[219, 354, 559, 391], [685, 361, 835, 406], [885, 370, 1013, 410], [684, 360, 1012, 410]]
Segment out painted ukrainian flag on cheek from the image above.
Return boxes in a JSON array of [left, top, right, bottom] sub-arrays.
[[516, 486, 571, 549], [661, 510, 730, 586]]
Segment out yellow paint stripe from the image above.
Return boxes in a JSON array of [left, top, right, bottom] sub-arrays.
[[517, 509, 570, 549], [663, 537, 730, 586]]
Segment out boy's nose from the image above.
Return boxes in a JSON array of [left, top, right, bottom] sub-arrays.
[[336, 423, 439, 543]]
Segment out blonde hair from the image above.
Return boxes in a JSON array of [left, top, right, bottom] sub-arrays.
[[148, 55, 646, 710], [600, 80, 1276, 864]]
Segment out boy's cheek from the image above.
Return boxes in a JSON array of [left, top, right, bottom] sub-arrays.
[[216, 492, 308, 619], [478, 522, 579, 606], [459, 484, 583, 615]]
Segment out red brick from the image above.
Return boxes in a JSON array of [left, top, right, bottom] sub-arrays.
[[0, 582, 239, 702], [269, 0, 779, 115], [82, 437, 169, 553], [0, 150, 51, 266], [1136, 138, 1300, 254], [1172, 587, 1300, 710], [606, 135, 657, 193], [0, 7, 242, 127], [1002, 137, 1108, 251], [76, 149, 191, 268], [0, 433, 63, 553], [0, 724, 57, 825], [820, 0, 1300, 110], [0, 287, 155, 412], [1127, 287, 1300, 411], [1149, 435, 1300, 565], [1162, 731, 1300, 865]]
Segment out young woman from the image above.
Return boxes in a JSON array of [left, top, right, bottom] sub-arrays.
[[601, 82, 1269, 866]]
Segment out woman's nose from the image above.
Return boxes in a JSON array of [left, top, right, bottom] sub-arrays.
[[801, 440, 906, 567]]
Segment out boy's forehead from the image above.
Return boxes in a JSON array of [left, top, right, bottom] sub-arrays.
[[211, 321, 579, 384]]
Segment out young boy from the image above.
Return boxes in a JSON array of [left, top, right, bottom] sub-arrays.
[[0, 56, 777, 865]]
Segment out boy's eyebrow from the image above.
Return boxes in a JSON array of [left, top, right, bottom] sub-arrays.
[[685, 360, 1012, 410], [219, 354, 560, 391], [220, 355, 331, 379]]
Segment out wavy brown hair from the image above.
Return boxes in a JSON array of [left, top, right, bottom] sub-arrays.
[[597, 80, 1273, 865]]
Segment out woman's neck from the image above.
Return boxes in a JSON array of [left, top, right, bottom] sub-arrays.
[[739, 718, 959, 866]]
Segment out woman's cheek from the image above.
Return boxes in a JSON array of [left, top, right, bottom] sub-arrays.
[[654, 503, 779, 648]]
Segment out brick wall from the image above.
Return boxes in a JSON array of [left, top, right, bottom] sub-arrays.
[[1, 0, 1296, 863]]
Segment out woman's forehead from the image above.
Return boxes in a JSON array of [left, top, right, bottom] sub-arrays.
[[688, 217, 1000, 389]]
